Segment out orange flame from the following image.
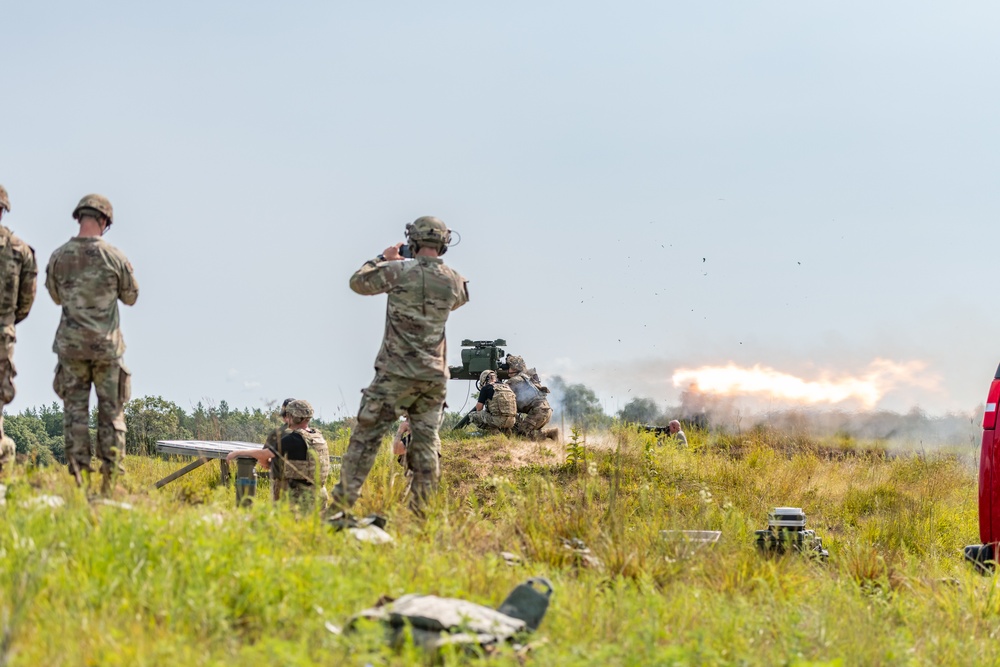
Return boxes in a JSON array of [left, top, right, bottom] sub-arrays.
[[671, 359, 935, 409]]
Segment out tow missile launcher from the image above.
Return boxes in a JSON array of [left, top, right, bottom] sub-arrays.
[[754, 507, 829, 561], [448, 339, 510, 381]]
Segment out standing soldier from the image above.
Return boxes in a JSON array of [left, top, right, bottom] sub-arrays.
[[331, 216, 468, 512], [0, 185, 38, 474], [46, 195, 138, 493]]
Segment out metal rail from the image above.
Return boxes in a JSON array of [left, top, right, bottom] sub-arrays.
[[154, 440, 262, 489]]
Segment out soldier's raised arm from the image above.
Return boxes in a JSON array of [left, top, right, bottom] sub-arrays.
[[118, 255, 138, 306], [452, 279, 469, 311], [44, 252, 61, 305], [349, 243, 405, 296], [14, 243, 37, 324]]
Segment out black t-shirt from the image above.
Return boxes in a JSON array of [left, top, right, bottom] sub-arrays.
[[477, 384, 495, 405], [280, 432, 308, 461]]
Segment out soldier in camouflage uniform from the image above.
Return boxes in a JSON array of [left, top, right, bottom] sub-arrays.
[[468, 369, 517, 433], [506, 355, 558, 440], [45, 195, 138, 492], [265, 399, 330, 509], [331, 216, 469, 512], [0, 185, 38, 474]]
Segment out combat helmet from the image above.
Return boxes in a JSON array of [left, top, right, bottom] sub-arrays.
[[405, 216, 452, 255], [279, 397, 296, 417], [478, 369, 497, 389], [72, 194, 114, 226], [284, 399, 314, 421], [0, 185, 9, 213], [506, 355, 526, 373]]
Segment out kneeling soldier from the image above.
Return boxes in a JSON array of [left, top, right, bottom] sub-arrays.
[[468, 370, 517, 433], [266, 399, 330, 509]]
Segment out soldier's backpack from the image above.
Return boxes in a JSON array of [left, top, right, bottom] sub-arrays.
[[344, 577, 553, 653], [489, 382, 518, 420]]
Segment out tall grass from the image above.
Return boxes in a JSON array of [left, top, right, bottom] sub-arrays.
[[0, 424, 990, 665]]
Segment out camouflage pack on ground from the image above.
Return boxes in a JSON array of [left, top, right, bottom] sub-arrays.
[[344, 578, 553, 653]]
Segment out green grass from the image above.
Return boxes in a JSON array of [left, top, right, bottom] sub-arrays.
[[0, 425, 992, 665]]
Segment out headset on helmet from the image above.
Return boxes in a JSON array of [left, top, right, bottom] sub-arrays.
[[405, 216, 452, 255]]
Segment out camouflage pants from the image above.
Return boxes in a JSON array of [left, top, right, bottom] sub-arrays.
[[514, 400, 553, 439], [284, 478, 327, 512], [332, 372, 446, 512], [54, 358, 131, 477], [0, 352, 16, 473], [468, 409, 516, 432], [271, 463, 328, 511]]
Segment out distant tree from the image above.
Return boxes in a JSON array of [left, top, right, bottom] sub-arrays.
[[4, 411, 59, 465], [37, 402, 64, 437], [617, 397, 662, 425], [550, 376, 609, 429], [125, 396, 191, 455]]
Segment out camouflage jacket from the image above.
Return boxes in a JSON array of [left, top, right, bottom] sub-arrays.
[[45, 237, 139, 360], [0, 226, 37, 354], [266, 426, 330, 484], [350, 256, 468, 381]]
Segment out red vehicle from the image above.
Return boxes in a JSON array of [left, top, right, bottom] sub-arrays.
[[966, 365, 1000, 571]]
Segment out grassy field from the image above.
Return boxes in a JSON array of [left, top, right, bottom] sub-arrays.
[[0, 425, 992, 666]]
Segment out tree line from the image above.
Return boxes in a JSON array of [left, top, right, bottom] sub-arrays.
[[4, 397, 352, 466], [5, 383, 677, 466]]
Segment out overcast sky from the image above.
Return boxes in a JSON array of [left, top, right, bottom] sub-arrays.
[[4, 1, 999, 420]]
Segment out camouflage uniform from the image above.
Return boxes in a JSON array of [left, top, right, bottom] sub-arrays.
[[266, 399, 331, 509], [506, 355, 554, 439], [332, 218, 468, 512], [46, 195, 138, 481], [468, 381, 517, 432], [0, 185, 37, 473]]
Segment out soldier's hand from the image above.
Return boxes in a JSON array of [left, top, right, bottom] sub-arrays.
[[382, 244, 404, 261]]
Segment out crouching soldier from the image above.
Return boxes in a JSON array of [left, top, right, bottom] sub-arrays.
[[468, 370, 517, 434], [506, 355, 557, 440], [268, 399, 330, 509]]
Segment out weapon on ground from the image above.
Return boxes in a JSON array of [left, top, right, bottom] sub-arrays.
[[448, 339, 510, 381]]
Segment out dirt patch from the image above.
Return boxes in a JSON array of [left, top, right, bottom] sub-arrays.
[[443, 435, 564, 495]]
